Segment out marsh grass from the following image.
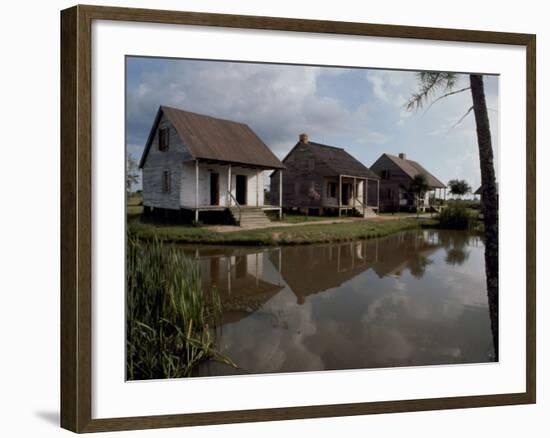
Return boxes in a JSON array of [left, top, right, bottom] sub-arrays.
[[126, 234, 237, 380], [437, 203, 480, 230]]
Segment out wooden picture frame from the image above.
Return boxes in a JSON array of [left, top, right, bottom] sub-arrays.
[[60, 4, 536, 433]]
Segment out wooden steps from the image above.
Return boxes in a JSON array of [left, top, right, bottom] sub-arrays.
[[361, 206, 378, 218], [228, 207, 273, 227]]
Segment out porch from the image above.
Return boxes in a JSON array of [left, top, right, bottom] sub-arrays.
[[181, 159, 283, 224], [325, 174, 380, 217], [405, 186, 447, 212]]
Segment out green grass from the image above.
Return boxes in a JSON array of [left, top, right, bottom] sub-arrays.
[[127, 205, 144, 216], [277, 214, 332, 224], [126, 235, 237, 380], [127, 192, 144, 217], [378, 212, 414, 217], [128, 216, 435, 246]]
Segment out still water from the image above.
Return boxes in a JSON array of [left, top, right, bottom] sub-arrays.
[[180, 229, 495, 376]]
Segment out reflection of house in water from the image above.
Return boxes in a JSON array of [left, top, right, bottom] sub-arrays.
[[272, 242, 377, 305], [273, 231, 444, 305], [370, 232, 441, 278], [186, 247, 285, 323]]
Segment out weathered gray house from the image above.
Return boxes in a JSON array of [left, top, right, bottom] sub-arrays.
[[139, 106, 285, 226], [370, 153, 446, 212], [270, 134, 380, 217]]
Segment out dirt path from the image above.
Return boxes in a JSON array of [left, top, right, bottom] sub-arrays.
[[204, 214, 426, 233]]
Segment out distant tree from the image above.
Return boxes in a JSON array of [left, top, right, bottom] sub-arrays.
[[126, 154, 140, 195], [408, 174, 430, 217], [448, 179, 472, 199]]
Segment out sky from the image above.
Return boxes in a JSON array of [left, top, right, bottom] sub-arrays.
[[126, 57, 499, 193]]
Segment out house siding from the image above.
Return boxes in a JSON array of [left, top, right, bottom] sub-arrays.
[[142, 115, 192, 210], [370, 155, 413, 212], [270, 144, 333, 208]]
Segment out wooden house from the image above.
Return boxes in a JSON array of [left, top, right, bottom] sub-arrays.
[[270, 134, 380, 217], [370, 153, 446, 212], [139, 106, 285, 226]]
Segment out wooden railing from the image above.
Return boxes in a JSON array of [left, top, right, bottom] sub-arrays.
[[353, 197, 378, 215], [227, 191, 242, 224]]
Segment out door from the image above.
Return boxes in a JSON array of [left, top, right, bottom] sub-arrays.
[[235, 174, 247, 205], [342, 183, 352, 205], [210, 172, 219, 205]]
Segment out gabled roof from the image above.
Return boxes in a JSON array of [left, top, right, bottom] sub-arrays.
[[381, 153, 446, 188], [139, 106, 285, 169], [276, 140, 379, 179]]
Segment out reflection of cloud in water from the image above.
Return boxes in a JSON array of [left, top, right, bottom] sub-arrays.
[[190, 230, 495, 376]]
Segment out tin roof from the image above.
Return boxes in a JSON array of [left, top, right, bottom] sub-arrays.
[[276, 140, 379, 179], [139, 106, 285, 169], [383, 153, 446, 188]]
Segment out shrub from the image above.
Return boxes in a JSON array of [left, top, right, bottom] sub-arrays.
[[437, 204, 475, 230]]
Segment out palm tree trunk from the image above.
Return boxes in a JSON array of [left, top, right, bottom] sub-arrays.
[[470, 74, 499, 360]]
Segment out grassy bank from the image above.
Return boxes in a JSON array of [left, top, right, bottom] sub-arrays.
[[127, 192, 144, 217], [276, 214, 330, 224], [128, 216, 435, 246]]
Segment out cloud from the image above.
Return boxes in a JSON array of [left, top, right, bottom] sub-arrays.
[[367, 74, 389, 102], [366, 70, 418, 105], [126, 59, 499, 190], [357, 131, 387, 145], [126, 60, 376, 159]]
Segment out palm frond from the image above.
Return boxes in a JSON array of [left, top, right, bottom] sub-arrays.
[[405, 72, 459, 111], [447, 105, 474, 133], [422, 86, 471, 115]]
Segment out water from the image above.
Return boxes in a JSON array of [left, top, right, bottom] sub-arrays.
[[180, 229, 495, 377]]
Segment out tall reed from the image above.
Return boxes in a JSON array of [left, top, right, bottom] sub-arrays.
[[126, 233, 236, 380]]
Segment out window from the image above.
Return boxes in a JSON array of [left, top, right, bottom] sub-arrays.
[[308, 159, 315, 171], [381, 169, 390, 180], [327, 182, 337, 198], [162, 170, 171, 193], [158, 127, 170, 151]]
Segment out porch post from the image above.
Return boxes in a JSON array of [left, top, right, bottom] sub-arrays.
[[279, 170, 283, 219], [227, 164, 232, 206], [377, 179, 380, 212], [338, 174, 342, 217], [353, 177, 356, 212], [363, 178, 366, 216], [256, 170, 260, 207], [194, 160, 199, 222]]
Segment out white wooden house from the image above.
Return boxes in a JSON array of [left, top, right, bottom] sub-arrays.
[[139, 106, 285, 225]]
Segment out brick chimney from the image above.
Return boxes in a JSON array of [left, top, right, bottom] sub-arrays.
[[398, 152, 406, 160], [299, 133, 309, 144]]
